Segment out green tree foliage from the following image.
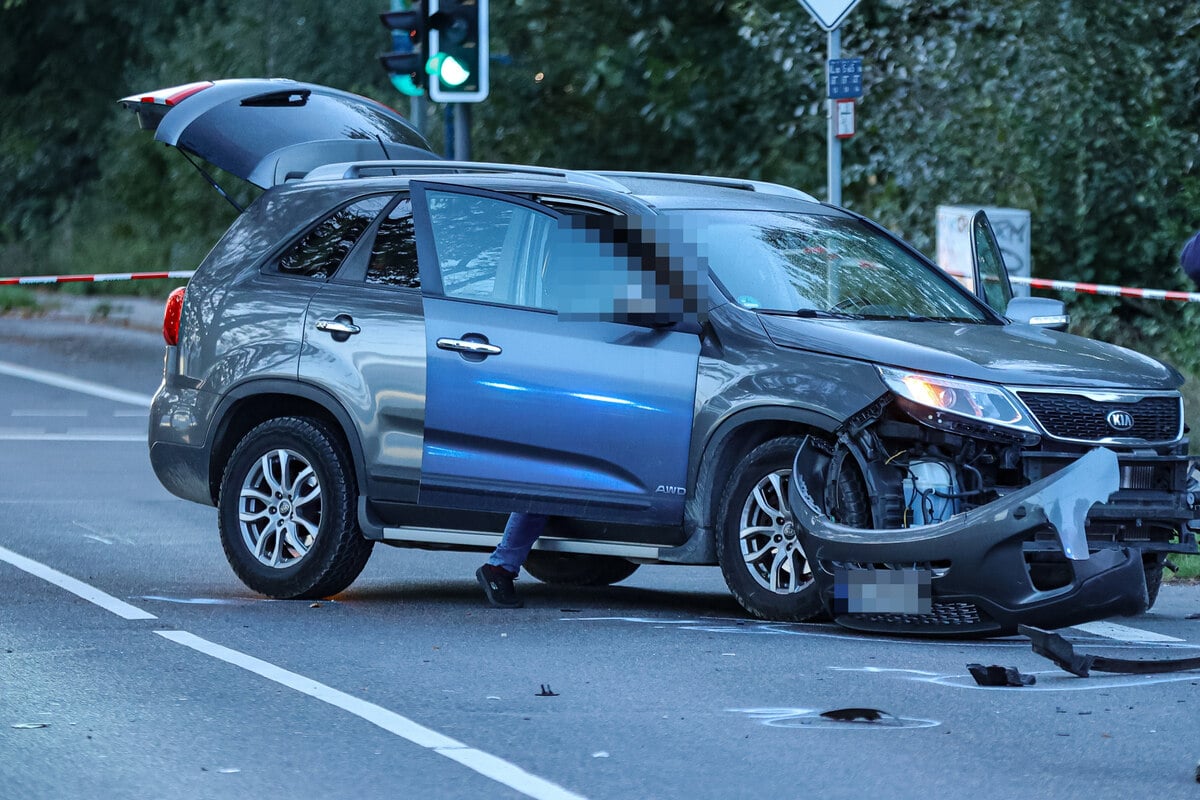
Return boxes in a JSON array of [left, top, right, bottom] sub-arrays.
[[2, 0, 1200, 374]]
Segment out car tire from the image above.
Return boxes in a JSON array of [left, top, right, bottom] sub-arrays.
[[218, 417, 373, 599], [522, 552, 640, 586], [1144, 553, 1164, 609], [716, 435, 827, 622]]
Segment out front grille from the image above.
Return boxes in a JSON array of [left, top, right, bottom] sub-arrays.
[[1018, 392, 1181, 442]]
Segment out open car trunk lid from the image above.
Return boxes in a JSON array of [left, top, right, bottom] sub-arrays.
[[118, 78, 436, 188]]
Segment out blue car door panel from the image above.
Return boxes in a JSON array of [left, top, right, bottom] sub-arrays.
[[411, 182, 700, 525]]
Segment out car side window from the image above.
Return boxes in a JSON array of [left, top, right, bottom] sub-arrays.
[[275, 195, 391, 279], [366, 198, 420, 289], [425, 191, 553, 308]]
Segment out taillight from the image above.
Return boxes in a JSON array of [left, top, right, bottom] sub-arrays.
[[163, 287, 186, 346]]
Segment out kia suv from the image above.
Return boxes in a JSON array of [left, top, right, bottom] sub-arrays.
[[124, 79, 1197, 633]]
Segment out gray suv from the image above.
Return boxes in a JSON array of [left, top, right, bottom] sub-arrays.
[[125, 79, 1196, 631]]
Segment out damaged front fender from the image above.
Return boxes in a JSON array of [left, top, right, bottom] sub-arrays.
[[789, 442, 1148, 636]]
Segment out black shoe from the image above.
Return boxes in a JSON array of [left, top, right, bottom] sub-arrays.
[[477, 564, 523, 608]]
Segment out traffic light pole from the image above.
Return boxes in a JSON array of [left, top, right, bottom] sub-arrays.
[[410, 95, 426, 137], [454, 104, 471, 161], [826, 26, 842, 207]]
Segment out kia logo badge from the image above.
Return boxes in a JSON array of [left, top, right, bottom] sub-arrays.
[[1106, 410, 1134, 431]]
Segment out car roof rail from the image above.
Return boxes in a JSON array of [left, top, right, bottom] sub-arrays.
[[302, 160, 630, 191], [590, 170, 820, 202]]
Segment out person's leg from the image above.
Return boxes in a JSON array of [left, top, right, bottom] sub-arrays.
[[477, 513, 548, 608], [487, 513, 548, 575]]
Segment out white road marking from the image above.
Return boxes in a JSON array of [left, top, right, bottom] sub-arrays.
[[1070, 620, 1184, 643], [156, 631, 588, 800], [0, 360, 152, 407], [0, 432, 144, 442], [11, 409, 88, 417], [72, 521, 136, 546], [0, 544, 156, 620]]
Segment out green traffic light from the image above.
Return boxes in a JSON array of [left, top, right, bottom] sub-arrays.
[[438, 55, 470, 87], [425, 52, 470, 88], [389, 73, 424, 97]]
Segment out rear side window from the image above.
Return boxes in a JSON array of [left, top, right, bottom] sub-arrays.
[[275, 195, 391, 278], [366, 199, 420, 289]]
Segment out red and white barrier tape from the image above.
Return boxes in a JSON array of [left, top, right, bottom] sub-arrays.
[[1008, 274, 1200, 302], [0, 270, 195, 286], [3, 268, 1200, 303]]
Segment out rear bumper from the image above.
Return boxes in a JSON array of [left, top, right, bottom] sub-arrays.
[[149, 439, 213, 506], [790, 445, 1150, 637]]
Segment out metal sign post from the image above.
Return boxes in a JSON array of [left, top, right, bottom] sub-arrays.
[[797, 0, 862, 206]]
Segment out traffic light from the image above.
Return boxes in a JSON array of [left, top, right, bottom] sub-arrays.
[[427, 0, 489, 103], [379, 3, 427, 97]]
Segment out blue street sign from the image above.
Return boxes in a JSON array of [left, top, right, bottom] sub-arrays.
[[827, 57, 863, 99]]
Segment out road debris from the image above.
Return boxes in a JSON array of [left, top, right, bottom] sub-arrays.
[[967, 663, 1037, 687], [1021, 625, 1200, 677]]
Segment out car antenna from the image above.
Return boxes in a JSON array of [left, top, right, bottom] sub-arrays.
[[375, 135, 391, 159], [177, 149, 245, 214]]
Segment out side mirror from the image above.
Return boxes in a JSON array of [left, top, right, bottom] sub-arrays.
[[969, 210, 1015, 314], [1006, 296, 1069, 331]]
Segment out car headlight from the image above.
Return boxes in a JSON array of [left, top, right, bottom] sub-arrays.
[[878, 367, 1040, 435]]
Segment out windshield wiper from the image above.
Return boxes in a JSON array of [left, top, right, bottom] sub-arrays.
[[860, 313, 937, 322], [774, 308, 866, 320]]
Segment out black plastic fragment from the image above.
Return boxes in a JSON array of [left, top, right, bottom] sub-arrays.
[[967, 663, 1037, 687], [1020, 625, 1200, 677], [818, 708, 901, 725]]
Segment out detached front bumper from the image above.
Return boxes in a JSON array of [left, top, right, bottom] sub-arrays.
[[789, 444, 1149, 637]]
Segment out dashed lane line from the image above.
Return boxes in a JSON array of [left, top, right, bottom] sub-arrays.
[[1070, 620, 1185, 643], [0, 360, 152, 407], [0, 432, 144, 442], [1, 544, 589, 800], [0, 544, 156, 620], [157, 631, 588, 800]]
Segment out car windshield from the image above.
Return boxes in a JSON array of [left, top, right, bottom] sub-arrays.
[[677, 210, 992, 323]]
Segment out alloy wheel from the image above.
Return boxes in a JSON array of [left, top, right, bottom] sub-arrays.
[[237, 448, 322, 568]]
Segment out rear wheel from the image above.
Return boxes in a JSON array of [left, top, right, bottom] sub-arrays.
[[218, 417, 373, 599], [523, 552, 640, 586]]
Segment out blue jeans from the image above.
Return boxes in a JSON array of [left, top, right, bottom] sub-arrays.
[[487, 513, 548, 574]]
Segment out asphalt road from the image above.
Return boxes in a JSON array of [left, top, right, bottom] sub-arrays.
[[3, 313, 1200, 800]]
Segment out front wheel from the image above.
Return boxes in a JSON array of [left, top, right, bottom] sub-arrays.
[[716, 436, 825, 622], [218, 417, 373, 599]]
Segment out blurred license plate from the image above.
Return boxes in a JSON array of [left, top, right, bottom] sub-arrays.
[[834, 568, 932, 615]]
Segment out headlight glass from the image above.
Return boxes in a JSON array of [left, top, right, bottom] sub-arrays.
[[878, 367, 1040, 434]]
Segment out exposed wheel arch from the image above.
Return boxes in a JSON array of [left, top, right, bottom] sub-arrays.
[[206, 379, 366, 505], [687, 406, 841, 540]]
